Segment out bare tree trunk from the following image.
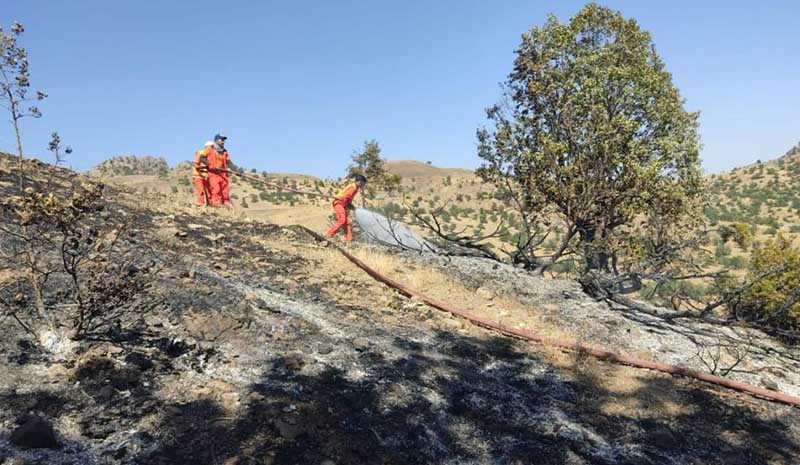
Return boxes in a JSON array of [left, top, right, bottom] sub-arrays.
[[23, 227, 46, 319], [13, 111, 25, 191], [534, 224, 577, 275], [577, 219, 611, 272], [1, 67, 25, 191]]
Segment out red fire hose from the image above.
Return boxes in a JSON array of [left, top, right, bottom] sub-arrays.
[[220, 170, 800, 407], [295, 226, 800, 408]]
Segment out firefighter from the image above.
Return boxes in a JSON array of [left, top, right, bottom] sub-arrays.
[[326, 174, 367, 241], [206, 133, 231, 207], [192, 141, 213, 207]]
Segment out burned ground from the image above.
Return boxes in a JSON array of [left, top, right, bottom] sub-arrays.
[[1, 157, 799, 464]]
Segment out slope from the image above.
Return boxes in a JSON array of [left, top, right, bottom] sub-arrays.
[[2, 153, 800, 464]]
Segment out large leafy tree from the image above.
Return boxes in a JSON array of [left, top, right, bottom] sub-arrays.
[[477, 3, 704, 274], [347, 140, 401, 193]]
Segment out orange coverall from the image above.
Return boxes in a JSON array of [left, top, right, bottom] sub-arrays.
[[326, 182, 359, 241], [206, 147, 231, 207], [192, 148, 210, 206]]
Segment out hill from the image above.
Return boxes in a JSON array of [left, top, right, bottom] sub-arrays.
[[2, 151, 800, 464], [707, 141, 800, 237], [385, 159, 474, 178], [86, 145, 800, 296], [89, 155, 170, 177]]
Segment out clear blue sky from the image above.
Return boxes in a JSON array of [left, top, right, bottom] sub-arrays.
[[3, 1, 799, 177]]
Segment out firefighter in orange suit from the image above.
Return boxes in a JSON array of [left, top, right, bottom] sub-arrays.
[[206, 133, 231, 207], [192, 141, 213, 207], [326, 174, 367, 241]]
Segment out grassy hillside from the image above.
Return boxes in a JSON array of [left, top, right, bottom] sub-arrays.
[[2, 151, 800, 464], [90, 143, 800, 278]]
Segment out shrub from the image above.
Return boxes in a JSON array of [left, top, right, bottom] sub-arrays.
[[714, 242, 731, 258], [718, 223, 754, 249], [735, 235, 800, 328]]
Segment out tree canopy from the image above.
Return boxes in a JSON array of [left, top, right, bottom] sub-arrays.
[[347, 140, 401, 193], [477, 3, 704, 273]]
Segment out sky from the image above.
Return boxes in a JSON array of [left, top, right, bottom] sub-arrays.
[[2, 0, 799, 177]]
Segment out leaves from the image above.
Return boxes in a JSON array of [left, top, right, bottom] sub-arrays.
[[736, 235, 800, 327], [346, 140, 402, 193], [477, 4, 704, 273], [1, 21, 45, 119]]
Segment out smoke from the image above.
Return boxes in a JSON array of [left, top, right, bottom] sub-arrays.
[[353, 208, 434, 252]]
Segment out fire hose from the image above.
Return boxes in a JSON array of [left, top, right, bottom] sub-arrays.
[[294, 225, 800, 408], [208, 167, 800, 406]]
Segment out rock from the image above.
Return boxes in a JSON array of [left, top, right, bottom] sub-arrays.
[[192, 387, 213, 399], [96, 385, 115, 401], [208, 379, 236, 394], [10, 416, 59, 449], [317, 343, 334, 355], [198, 341, 216, 352], [236, 300, 252, 312], [274, 419, 304, 440], [284, 353, 307, 371], [247, 391, 266, 402], [47, 363, 69, 381], [72, 356, 115, 381], [222, 391, 241, 407], [189, 269, 197, 279], [386, 383, 404, 397], [439, 318, 463, 331], [109, 367, 141, 390], [207, 234, 227, 243], [106, 345, 124, 356], [761, 377, 779, 391], [351, 337, 370, 352], [648, 426, 678, 449], [476, 287, 495, 300], [144, 314, 166, 328], [125, 352, 154, 371]]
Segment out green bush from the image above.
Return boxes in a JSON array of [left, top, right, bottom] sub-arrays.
[[719, 255, 747, 270], [718, 223, 754, 248], [714, 242, 731, 258], [736, 235, 800, 328]]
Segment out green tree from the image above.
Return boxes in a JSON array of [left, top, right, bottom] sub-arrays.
[[346, 139, 401, 193], [476, 4, 704, 273], [736, 235, 800, 327]]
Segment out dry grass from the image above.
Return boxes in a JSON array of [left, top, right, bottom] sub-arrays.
[[342, 245, 700, 421]]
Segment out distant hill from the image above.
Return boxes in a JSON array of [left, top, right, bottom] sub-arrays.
[[707, 140, 800, 240], [385, 160, 474, 178], [89, 155, 169, 176]]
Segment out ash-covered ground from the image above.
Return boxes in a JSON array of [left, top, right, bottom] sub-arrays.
[[1, 161, 799, 465]]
